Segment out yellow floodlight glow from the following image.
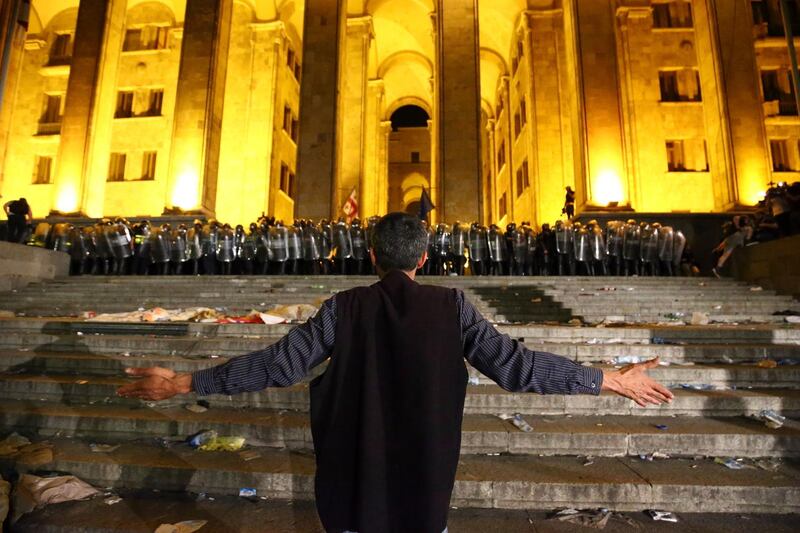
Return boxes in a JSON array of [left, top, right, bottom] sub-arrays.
[[172, 169, 199, 211], [593, 169, 624, 206], [55, 184, 79, 214]]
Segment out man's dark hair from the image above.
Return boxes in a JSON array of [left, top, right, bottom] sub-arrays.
[[371, 212, 428, 272]]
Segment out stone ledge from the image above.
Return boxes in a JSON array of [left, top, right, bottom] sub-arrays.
[[0, 242, 69, 291]]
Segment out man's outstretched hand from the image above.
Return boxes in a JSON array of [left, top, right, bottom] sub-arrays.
[[602, 357, 674, 407], [117, 367, 193, 401]]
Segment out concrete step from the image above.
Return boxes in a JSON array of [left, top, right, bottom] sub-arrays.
[[2, 320, 799, 345], [1, 438, 798, 513], [3, 350, 799, 389], [2, 373, 799, 417], [11, 493, 800, 533], [2, 330, 796, 364], [2, 401, 797, 458]]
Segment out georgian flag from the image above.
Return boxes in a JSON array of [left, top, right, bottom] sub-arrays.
[[342, 188, 358, 220]]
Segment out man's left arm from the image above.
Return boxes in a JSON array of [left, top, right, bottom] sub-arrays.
[[117, 297, 337, 401]]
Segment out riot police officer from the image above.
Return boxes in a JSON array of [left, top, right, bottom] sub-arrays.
[[170, 224, 190, 275], [487, 224, 508, 275], [269, 221, 289, 275], [622, 219, 640, 276], [149, 223, 172, 275], [509, 223, 527, 276], [536, 223, 554, 276], [254, 221, 271, 275], [349, 218, 368, 275], [605, 220, 624, 276], [319, 219, 333, 275], [200, 220, 219, 275], [236, 224, 256, 275], [433, 222, 451, 275], [216, 223, 235, 275], [302, 220, 322, 275], [186, 220, 204, 276], [450, 222, 468, 276], [639, 222, 659, 276], [332, 218, 352, 275], [586, 220, 607, 276], [94, 220, 115, 275], [657, 225, 675, 276], [287, 221, 303, 275], [110, 218, 133, 275], [554, 220, 574, 276], [467, 222, 488, 276]]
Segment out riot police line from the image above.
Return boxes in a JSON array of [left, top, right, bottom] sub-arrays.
[[27, 215, 688, 277]]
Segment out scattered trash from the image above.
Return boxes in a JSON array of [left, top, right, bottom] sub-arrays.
[[188, 430, 217, 448], [76, 331, 84, 336], [239, 488, 257, 498], [749, 286, 763, 292], [567, 318, 583, 326], [1, 477, 9, 527], [600, 316, 626, 325], [11, 474, 100, 523], [690, 312, 709, 325], [756, 359, 778, 369], [754, 458, 782, 472], [679, 383, 715, 391], [655, 425, 668, 431], [154, 520, 208, 533], [75, 380, 88, 385], [549, 508, 611, 529], [530, 298, 542, 303], [0, 433, 30, 456], [185, 403, 208, 414], [714, 457, 744, 470], [199, 436, 246, 452], [89, 444, 120, 453], [583, 457, 594, 467], [85, 304, 319, 325], [467, 376, 480, 386], [786, 316, 800, 324], [606, 355, 644, 365], [497, 413, 533, 432], [647, 510, 678, 522], [239, 450, 261, 462], [651, 337, 683, 345], [16, 443, 53, 466], [104, 496, 122, 505], [758, 410, 785, 429], [639, 452, 670, 461]]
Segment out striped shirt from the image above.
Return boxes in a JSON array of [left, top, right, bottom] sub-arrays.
[[192, 290, 603, 396]]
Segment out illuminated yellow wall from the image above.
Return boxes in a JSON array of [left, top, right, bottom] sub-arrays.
[[2, 0, 798, 228]]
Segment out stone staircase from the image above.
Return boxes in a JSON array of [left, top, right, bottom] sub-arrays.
[[0, 275, 799, 523]]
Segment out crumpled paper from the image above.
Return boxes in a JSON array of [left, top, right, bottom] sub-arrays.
[[154, 520, 208, 533], [12, 474, 100, 523], [86, 303, 320, 325]]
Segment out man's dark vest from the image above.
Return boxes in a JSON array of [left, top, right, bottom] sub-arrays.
[[310, 270, 467, 533]]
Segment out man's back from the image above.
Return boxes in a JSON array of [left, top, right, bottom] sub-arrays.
[[311, 271, 466, 533]]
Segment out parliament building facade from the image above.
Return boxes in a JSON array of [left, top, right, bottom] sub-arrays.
[[0, 0, 798, 227]]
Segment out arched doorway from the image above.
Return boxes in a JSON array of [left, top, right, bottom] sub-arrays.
[[387, 105, 431, 215]]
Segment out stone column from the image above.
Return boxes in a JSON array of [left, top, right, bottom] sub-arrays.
[[526, 8, 580, 224], [435, 0, 481, 223], [362, 78, 385, 217], [694, 0, 767, 208], [51, 0, 127, 216], [376, 120, 392, 215], [499, 75, 514, 222], [164, 0, 233, 215], [335, 16, 372, 216], [485, 118, 497, 223], [295, 0, 344, 220], [571, 0, 628, 210], [0, 0, 27, 194]]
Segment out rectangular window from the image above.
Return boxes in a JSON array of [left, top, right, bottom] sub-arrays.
[[770, 139, 794, 171], [520, 99, 527, 127], [287, 48, 295, 69], [497, 140, 506, 170], [752, 0, 800, 37], [499, 192, 507, 219], [659, 69, 701, 102], [761, 69, 798, 116], [108, 153, 126, 182], [516, 167, 524, 198], [141, 151, 157, 180], [123, 26, 169, 51], [50, 33, 72, 65], [280, 163, 292, 195], [291, 117, 299, 143], [146, 89, 163, 116], [653, 1, 693, 28], [38, 94, 62, 134], [32, 156, 53, 185], [514, 112, 522, 139], [411, 151, 420, 163], [115, 91, 134, 118], [283, 106, 292, 133], [666, 139, 709, 172], [522, 159, 530, 188]]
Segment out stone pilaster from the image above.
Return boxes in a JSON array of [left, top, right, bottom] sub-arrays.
[[295, 0, 344, 220], [51, 0, 126, 216], [335, 16, 372, 216], [484, 118, 497, 224], [571, 0, 627, 210], [436, 0, 481, 223], [376, 119, 392, 216], [362, 78, 384, 217], [694, 0, 768, 208], [164, 0, 233, 215]]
